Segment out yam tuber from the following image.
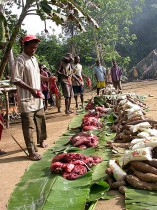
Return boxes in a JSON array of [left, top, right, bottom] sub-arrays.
[[126, 175, 157, 190], [119, 186, 126, 195], [105, 168, 113, 176], [145, 160, 157, 169], [130, 161, 157, 175], [110, 181, 126, 190], [106, 175, 115, 187], [130, 166, 157, 183]]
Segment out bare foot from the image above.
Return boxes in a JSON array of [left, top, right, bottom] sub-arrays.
[[40, 141, 48, 148], [28, 152, 42, 161]]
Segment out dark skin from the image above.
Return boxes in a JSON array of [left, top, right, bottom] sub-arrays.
[[73, 56, 88, 109], [15, 42, 50, 98], [57, 59, 81, 114], [95, 60, 105, 95], [14, 40, 51, 160]]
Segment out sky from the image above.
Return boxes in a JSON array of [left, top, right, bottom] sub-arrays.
[[12, 5, 62, 36], [22, 15, 62, 36]]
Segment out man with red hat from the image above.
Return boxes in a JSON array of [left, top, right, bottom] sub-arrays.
[[12, 34, 50, 161]]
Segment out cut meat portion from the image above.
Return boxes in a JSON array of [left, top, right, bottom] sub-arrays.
[[50, 153, 103, 180], [82, 116, 102, 131], [62, 165, 87, 180], [70, 132, 99, 148]]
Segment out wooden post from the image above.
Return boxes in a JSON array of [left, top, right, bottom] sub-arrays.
[[3, 90, 9, 128]]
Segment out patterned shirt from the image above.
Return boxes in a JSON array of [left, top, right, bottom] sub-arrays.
[[111, 66, 122, 82], [94, 65, 106, 81], [12, 52, 44, 113]]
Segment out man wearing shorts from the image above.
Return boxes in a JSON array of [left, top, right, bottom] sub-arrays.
[[57, 54, 80, 114], [72, 56, 88, 109], [94, 60, 106, 95]]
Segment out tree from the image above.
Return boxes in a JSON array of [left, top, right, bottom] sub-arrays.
[[0, 0, 99, 79], [63, 0, 144, 69]]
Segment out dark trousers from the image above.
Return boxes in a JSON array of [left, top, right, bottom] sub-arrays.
[[113, 80, 122, 90], [21, 108, 47, 154]]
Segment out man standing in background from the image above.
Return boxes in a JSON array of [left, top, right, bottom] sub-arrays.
[[110, 60, 122, 91], [72, 55, 88, 109], [94, 60, 106, 95]]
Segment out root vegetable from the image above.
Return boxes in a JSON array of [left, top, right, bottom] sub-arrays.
[[110, 143, 130, 149], [130, 166, 157, 183], [130, 161, 157, 175], [145, 160, 157, 169], [119, 186, 126, 195], [110, 181, 126, 190], [105, 168, 113, 176], [126, 175, 157, 190], [106, 175, 115, 186]]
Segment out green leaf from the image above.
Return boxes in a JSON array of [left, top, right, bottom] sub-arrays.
[[43, 172, 93, 210], [40, 1, 52, 14], [68, 114, 84, 129], [106, 113, 117, 125], [88, 180, 109, 202], [125, 187, 157, 210]]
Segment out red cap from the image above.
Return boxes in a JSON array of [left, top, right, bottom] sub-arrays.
[[22, 35, 40, 43]]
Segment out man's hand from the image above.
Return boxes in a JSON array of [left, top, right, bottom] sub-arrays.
[[30, 88, 41, 98]]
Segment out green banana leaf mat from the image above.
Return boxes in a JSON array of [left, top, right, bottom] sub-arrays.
[[8, 112, 114, 210], [7, 110, 157, 210]]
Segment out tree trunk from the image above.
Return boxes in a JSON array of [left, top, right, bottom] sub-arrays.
[[0, 0, 34, 79], [93, 28, 100, 61]]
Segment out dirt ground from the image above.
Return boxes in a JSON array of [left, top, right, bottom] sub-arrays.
[[0, 80, 157, 210]]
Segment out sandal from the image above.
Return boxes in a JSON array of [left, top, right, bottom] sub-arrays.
[[29, 152, 42, 161], [39, 141, 48, 148], [0, 149, 6, 155]]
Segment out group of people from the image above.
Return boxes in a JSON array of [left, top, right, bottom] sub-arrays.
[[57, 53, 88, 114], [94, 59, 122, 95], [0, 34, 123, 160]]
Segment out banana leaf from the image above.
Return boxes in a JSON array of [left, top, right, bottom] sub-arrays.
[[125, 187, 157, 210], [43, 172, 93, 210], [88, 180, 109, 202], [8, 107, 116, 210], [7, 148, 56, 210], [68, 114, 84, 129]]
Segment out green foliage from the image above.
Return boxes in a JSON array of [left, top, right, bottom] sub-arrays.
[[36, 34, 68, 72], [63, 0, 144, 71]]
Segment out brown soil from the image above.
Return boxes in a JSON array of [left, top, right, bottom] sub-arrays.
[[0, 80, 157, 210]]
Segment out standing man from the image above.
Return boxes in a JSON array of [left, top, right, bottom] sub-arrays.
[[110, 60, 122, 91], [57, 53, 74, 115], [39, 64, 49, 112], [12, 35, 49, 161], [94, 60, 106, 95], [72, 55, 88, 109]]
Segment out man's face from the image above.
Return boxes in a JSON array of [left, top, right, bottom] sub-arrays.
[[96, 60, 100, 66], [24, 42, 38, 56]]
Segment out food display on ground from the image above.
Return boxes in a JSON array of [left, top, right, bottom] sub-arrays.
[[7, 84, 157, 210]]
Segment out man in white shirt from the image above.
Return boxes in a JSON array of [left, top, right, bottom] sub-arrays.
[[94, 60, 106, 95], [12, 35, 50, 161], [72, 56, 88, 109]]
